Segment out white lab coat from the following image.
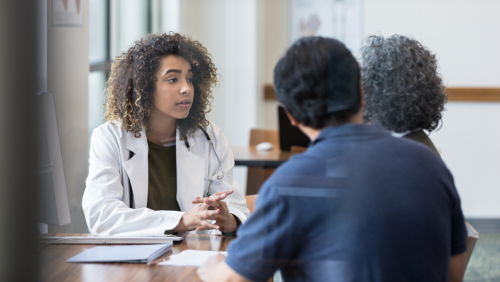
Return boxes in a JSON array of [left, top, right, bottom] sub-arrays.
[[82, 121, 250, 236]]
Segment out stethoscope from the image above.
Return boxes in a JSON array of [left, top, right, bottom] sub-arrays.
[[184, 125, 224, 197]]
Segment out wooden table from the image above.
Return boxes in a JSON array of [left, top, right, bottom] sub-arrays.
[[231, 146, 293, 168], [231, 146, 293, 194], [40, 234, 234, 282]]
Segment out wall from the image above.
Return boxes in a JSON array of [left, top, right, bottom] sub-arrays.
[[178, 0, 266, 145], [170, 0, 267, 194], [431, 103, 500, 218], [364, 0, 500, 218], [47, 0, 90, 232], [263, 0, 288, 130]]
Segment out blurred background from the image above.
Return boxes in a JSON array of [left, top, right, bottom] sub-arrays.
[[84, 0, 500, 233]]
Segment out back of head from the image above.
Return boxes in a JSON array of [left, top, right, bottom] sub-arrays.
[[273, 37, 361, 129], [361, 35, 447, 133]]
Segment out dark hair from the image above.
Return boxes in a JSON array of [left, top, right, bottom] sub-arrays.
[[273, 36, 361, 129], [361, 35, 447, 133], [105, 33, 218, 138]]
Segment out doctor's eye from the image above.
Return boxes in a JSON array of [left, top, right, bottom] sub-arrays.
[[187, 77, 193, 83], [168, 78, 178, 83]]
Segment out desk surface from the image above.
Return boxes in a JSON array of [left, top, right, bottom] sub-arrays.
[[40, 234, 234, 282], [231, 146, 293, 168]]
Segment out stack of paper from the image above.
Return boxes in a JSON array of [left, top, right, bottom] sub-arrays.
[[66, 244, 172, 264], [158, 250, 227, 267]]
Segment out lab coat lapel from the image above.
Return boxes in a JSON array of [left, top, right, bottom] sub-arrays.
[[123, 129, 148, 208], [176, 130, 205, 211]]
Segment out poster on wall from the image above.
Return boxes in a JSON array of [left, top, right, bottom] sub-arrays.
[[52, 0, 84, 27], [289, 0, 364, 58]]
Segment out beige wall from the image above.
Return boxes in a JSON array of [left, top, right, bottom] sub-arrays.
[[47, 0, 89, 233], [262, 0, 288, 130], [177, 0, 267, 146], [174, 0, 268, 194]]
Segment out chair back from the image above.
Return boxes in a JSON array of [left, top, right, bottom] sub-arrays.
[[465, 221, 479, 268], [245, 195, 258, 214], [249, 129, 279, 148], [246, 129, 279, 195]]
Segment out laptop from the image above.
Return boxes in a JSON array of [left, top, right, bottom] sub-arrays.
[[278, 106, 310, 151]]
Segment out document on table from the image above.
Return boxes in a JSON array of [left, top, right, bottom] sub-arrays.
[[158, 250, 227, 267]]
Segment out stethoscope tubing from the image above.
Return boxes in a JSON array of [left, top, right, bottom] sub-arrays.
[[183, 125, 225, 197]]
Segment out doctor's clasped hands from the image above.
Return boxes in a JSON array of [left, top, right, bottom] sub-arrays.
[[174, 190, 238, 232]]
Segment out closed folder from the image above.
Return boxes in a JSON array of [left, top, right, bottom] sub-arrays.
[[66, 243, 172, 264]]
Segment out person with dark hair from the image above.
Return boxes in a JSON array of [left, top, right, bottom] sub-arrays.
[[82, 33, 249, 236], [361, 34, 447, 155], [197, 36, 467, 282]]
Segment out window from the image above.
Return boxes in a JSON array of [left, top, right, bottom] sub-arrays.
[[88, 0, 160, 138]]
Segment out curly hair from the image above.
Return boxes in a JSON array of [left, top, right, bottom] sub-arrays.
[[361, 35, 447, 133], [104, 33, 218, 138]]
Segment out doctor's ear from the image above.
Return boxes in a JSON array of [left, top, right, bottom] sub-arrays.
[[284, 109, 300, 127]]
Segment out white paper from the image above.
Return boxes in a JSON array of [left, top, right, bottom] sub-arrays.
[[158, 250, 227, 267]]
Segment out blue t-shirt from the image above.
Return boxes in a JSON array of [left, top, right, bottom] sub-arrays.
[[226, 124, 467, 282]]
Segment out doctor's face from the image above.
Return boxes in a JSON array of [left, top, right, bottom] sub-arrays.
[[152, 55, 194, 120]]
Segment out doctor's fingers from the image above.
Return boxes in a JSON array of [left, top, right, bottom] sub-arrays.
[[203, 198, 224, 209], [192, 195, 224, 205], [191, 190, 233, 204], [196, 220, 219, 231], [206, 189, 234, 199], [203, 209, 220, 220]]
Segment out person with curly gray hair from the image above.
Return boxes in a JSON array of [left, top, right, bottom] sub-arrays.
[[361, 34, 447, 155]]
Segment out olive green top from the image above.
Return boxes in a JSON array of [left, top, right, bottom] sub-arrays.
[[403, 129, 440, 157], [147, 141, 181, 211]]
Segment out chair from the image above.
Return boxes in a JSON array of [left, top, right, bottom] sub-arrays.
[[245, 195, 258, 214], [246, 129, 279, 195], [465, 221, 479, 268]]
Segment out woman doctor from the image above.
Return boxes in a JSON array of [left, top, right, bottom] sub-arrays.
[[82, 33, 250, 236]]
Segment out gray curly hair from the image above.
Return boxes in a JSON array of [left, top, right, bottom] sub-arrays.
[[361, 35, 447, 133]]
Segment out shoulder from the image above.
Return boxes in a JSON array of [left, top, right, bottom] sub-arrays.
[[91, 121, 128, 145], [202, 121, 223, 137], [195, 120, 227, 144], [403, 130, 440, 156], [393, 133, 441, 161], [93, 121, 125, 135]]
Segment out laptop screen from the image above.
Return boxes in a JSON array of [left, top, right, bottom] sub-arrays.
[[278, 106, 310, 151]]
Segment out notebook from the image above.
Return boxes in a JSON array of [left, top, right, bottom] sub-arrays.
[[66, 244, 172, 264]]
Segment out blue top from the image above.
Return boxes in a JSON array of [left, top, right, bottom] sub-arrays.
[[226, 124, 467, 282]]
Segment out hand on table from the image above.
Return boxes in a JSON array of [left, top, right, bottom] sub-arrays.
[[173, 202, 220, 232], [191, 190, 238, 232]]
